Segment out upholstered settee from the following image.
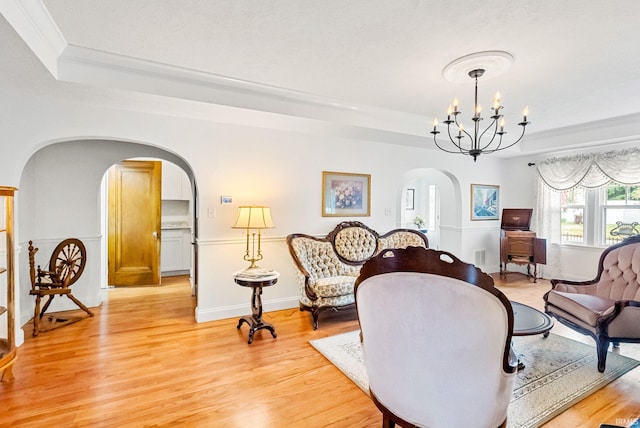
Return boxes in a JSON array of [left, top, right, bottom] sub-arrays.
[[286, 221, 428, 329], [544, 234, 640, 372]]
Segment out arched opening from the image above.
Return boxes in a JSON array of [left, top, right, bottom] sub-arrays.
[[399, 168, 462, 253], [17, 139, 198, 329], [100, 159, 195, 290]]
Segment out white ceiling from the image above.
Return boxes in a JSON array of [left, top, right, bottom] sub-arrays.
[[4, 0, 640, 156]]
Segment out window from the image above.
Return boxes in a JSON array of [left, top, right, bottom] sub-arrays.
[[561, 183, 640, 246], [603, 183, 640, 245]]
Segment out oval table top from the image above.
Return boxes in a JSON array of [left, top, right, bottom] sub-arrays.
[[511, 301, 554, 336]]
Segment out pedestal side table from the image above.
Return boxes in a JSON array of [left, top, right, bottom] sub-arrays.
[[234, 270, 279, 344]]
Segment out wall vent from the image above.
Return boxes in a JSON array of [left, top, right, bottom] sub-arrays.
[[475, 250, 486, 266]]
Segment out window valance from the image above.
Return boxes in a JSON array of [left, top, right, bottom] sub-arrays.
[[536, 147, 640, 190]]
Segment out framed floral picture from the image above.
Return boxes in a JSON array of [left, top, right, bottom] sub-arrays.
[[322, 171, 371, 217], [471, 184, 500, 221]]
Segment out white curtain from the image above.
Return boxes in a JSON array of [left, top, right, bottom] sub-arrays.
[[533, 178, 562, 279], [536, 147, 640, 190], [533, 146, 640, 279]]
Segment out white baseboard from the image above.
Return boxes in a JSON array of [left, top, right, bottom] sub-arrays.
[[195, 296, 299, 323]]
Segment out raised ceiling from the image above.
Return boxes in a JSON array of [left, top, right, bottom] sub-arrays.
[[4, 1, 640, 156]]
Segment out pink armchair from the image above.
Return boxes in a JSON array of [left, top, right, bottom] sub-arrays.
[[544, 235, 640, 372]]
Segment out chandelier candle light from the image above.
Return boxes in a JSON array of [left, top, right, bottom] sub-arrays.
[[232, 205, 274, 270], [431, 67, 530, 162]]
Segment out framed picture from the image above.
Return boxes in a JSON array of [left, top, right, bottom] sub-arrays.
[[471, 184, 500, 221], [322, 171, 371, 217], [406, 188, 415, 210]]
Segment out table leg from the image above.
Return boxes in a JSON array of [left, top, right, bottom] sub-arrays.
[[511, 343, 526, 370], [251, 285, 263, 321], [237, 285, 277, 344]]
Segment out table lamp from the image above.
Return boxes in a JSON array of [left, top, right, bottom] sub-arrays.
[[232, 205, 274, 270]]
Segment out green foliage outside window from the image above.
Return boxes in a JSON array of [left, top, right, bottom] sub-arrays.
[[608, 184, 626, 200], [607, 184, 640, 203]]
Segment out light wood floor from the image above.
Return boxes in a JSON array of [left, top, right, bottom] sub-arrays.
[[2, 274, 639, 427]]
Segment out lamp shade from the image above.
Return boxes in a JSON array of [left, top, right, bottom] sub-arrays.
[[232, 206, 274, 229]]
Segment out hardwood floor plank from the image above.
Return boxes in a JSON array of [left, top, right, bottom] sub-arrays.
[[1, 274, 638, 427]]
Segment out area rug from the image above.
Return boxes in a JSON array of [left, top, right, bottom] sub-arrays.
[[310, 331, 640, 428]]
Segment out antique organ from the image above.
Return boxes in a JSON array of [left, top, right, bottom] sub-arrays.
[[500, 208, 547, 282]]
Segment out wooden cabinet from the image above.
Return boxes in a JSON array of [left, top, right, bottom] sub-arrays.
[[161, 228, 191, 275], [499, 208, 546, 282], [0, 186, 16, 381]]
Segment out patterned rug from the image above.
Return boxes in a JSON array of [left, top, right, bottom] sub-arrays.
[[310, 331, 640, 428]]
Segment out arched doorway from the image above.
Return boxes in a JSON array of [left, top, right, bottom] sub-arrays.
[[17, 139, 198, 328], [101, 158, 196, 292], [400, 168, 462, 253]]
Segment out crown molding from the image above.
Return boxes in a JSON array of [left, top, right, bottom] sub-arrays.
[[1, 1, 430, 141], [519, 113, 640, 155], [60, 45, 361, 109], [56, 44, 433, 146], [0, 0, 66, 77], [56, 44, 431, 139], [4, 1, 640, 158]]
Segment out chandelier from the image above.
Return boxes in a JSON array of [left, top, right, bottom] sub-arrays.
[[430, 56, 530, 162]]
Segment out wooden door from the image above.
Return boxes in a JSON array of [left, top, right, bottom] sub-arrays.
[[108, 160, 162, 286]]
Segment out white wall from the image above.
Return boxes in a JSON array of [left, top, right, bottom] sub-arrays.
[[0, 13, 567, 346], [1, 84, 523, 337], [558, 245, 603, 280], [3, 34, 624, 354], [500, 157, 538, 209]]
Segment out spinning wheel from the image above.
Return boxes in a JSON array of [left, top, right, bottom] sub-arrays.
[[28, 238, 94, 336], [48, 238, 86, 287]]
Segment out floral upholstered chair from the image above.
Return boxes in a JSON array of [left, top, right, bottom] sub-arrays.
[[287, 221, 427, 329]]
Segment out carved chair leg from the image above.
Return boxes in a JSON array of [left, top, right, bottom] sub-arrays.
[[312, 309, 320, 330], [595, 335, 610, 373]]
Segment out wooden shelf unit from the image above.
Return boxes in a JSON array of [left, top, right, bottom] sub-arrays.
[[0, 186, 17, 381]]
